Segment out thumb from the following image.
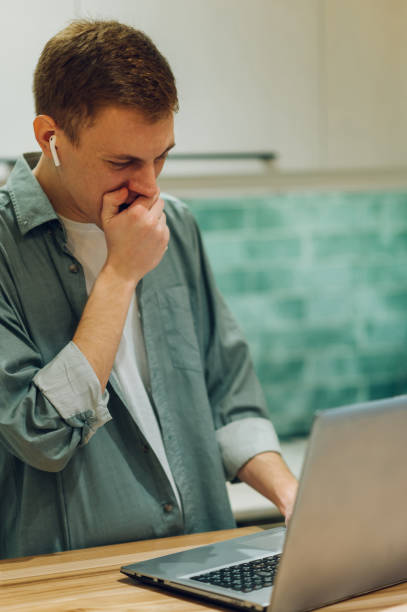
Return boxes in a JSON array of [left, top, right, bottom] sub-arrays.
[[101, 187, 128, 225]]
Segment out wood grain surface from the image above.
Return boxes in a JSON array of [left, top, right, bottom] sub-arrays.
[[1, 527, 407, 611]]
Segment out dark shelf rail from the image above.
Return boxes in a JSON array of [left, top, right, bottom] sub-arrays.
[[1, 153, 277, 165], [168, 152, 277, 162]]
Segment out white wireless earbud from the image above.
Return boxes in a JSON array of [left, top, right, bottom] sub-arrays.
[[49, 135, 61, 167]]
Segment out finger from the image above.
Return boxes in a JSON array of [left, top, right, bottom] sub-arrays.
[[136, 190, 161, 211], [101, 186, 129, 218], [148, 197, 165, 222], [163, 225, 170, 247], [158, 214, 168, 234]]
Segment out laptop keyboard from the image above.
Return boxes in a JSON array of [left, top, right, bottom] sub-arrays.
[[190, 553, 281, 593]]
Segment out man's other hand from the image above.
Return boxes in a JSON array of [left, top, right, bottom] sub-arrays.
[[237, 451, 298, 525]]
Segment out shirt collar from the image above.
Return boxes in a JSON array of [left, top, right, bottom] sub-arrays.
[[6, 153, 59, 236]]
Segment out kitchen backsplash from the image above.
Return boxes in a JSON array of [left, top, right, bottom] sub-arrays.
[[2, 158, 406, 439], [185, 191, 407, 438]]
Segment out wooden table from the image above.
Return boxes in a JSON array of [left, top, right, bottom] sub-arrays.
[[1, 526, 407, 611]]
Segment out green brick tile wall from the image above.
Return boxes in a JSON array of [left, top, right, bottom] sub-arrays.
[[185, 191, 407, 438]]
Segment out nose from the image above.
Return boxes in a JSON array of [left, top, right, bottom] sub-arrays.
[[127, 163, 158, 199]]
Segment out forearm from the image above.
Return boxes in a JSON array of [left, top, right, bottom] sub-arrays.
[[72, 188, 168, 392], [0, 386, 87, 472], [0, 339, 111, 471], [73, 264, 136, 391], [237, 451, 298, 521]]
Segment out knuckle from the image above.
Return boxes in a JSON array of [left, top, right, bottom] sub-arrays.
[[154, 198, 164, 211], [129, 205, 144, 220], [145, 216, 156, 231]]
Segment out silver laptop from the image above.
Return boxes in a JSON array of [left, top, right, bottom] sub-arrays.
[[121, 395, 407, 611]]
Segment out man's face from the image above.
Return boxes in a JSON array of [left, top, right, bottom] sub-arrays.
[[54, 105, 175, 224]]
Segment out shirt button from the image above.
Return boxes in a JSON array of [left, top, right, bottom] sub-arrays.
[[69, 263, 79, 273], [163, 503, 174, 513]]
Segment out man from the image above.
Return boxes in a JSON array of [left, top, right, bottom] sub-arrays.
[[0, 20, 297, 559]]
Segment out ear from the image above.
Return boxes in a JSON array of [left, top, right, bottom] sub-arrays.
[[33, 115, 60, 163]]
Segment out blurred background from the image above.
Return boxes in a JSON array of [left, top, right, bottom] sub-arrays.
[[1, 0, 407, 440]]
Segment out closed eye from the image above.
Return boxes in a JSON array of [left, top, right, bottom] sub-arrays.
[[107, 151, 170, 169], [108, 160, 133, 169]]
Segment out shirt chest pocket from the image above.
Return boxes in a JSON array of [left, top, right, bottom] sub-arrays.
[[159, 286, 203, 372]]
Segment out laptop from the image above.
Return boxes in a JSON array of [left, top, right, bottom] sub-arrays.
[[121, 395, 407, 611]]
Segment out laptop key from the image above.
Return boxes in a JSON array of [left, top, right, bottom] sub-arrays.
[[255, 570, 274, 578], [190, 554, 281, 593]]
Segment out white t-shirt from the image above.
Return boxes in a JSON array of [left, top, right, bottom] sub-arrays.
[[60, 216, 181, 509]]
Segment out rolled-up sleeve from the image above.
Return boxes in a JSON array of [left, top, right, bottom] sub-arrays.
[[0, 282, 112, 471], [33, 341, 111, 443], [0, 176, 111, 473], [216, 417, 281, 481]]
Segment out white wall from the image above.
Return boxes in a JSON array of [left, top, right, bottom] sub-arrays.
[[323, 0, 407, 169], [0, 0, 406, 179], [79, 0, 321, 170], [0, 0, 79, 158], [0, 0, 321, 169]]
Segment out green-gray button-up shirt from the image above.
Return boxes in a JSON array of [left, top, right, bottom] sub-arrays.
[[0, 154, 280, 559]]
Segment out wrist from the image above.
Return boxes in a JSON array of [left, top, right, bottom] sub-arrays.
[[238, 451, 298, 519], [100, 261, 139, 293], [276, 478, 298, 519]]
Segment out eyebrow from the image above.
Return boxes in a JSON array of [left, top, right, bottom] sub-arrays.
[[108, 142, 176, 162]]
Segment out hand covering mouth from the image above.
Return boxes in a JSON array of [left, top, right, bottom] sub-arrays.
[[118, 193, 140, 212], [125, 192, 140, 205]]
